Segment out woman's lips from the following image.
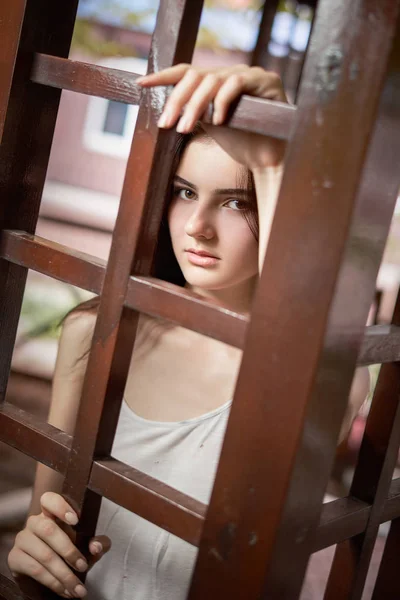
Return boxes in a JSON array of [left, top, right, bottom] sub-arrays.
[[185, 250, 219, 267]]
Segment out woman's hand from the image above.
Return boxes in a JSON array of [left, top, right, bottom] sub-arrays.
[[137, 63, 288, 171], [7, 492, 110, 599]]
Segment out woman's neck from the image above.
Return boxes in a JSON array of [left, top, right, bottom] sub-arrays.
[[186, 277, 257, 314]]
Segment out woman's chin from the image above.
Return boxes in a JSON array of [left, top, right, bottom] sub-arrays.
[[183, 274, 229, 294]]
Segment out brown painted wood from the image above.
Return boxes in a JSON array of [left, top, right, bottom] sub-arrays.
[[0, 231, 105, 294], [188, 2, 400, 599], [1, 0, 400, 598], [0, 231, 248, 348], [127, 275, 248, 348], [6, 231, 400, 361], [358, 325, 400, 365], [201, 95, 296, 141], [324, 18, 400, 600], [58, 0, 207, 572], [265, 6, 400, 596], [89, 459, 206, 546], [0, 402, 70, 474], [0, 570, 63, 600], [31, 53, 142, 104], [0, 573, 34, 600], [5, 389, 400, 555], [31, 53, 297, 140], [0, 0, 79, 411], [0, 0, 26, 143], [372, 517, 400, 598], [380, 477, 400, 522], [314, 497, 370, 553], [325, 357, 400, 598]]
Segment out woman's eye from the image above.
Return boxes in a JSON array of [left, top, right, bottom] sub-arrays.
[[224, 199, 248, 211], [174, 187, 196, 200]]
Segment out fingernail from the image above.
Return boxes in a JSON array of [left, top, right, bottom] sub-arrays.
[[90, 541, 102, 555], [65, 511, 78, 525], [213, 109, 222, 125], [158, 109, 173, 128], [136, 76, 144, 84], [64, 591, 73, 598], [74, 584, 87, 598], [176, 116, 190, 133], [75, 558, 88, 572]]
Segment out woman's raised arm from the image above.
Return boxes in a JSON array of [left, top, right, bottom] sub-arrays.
[[137, 63, 288, 273]]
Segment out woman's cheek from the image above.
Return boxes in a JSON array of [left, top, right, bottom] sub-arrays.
[[168, 201, 190, 242]]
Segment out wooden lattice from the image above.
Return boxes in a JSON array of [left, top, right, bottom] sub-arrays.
[[1, 1, 400, 598]]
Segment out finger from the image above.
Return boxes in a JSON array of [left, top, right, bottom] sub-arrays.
[[26, 515, 88, 573], [40, 492, 79, 527], [136, 63, 191, 86], [12, 531, 87, 598], [9, 548, 83, 598], [158, 67, 204, 128], [87, 535, 112, 570], [213, 69, 286, 125], [212, 72, 246, 125], [176, 73, 223, 133]]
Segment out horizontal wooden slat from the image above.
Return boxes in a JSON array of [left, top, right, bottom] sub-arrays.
[[1, 230, 399, 358], [357, 324, 400, 365], [31, 53, 297, 140], [314, 496, 370, 552], [126, 275, 248, 348], [2, 398, 400, 550], [89, 458, 206, 547], [31, 53, 142, 104], [0, 230, 105, 293], [3, 230, 400, 359], [202, 94, 296, 141], [0, 402, 70, 473], [0, 231, 247, 347]]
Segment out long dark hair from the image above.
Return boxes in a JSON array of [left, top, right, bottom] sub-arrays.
[[64, 125, 259, 332], [152, 124, 259, 287]]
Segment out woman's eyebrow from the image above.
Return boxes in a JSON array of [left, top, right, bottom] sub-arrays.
[[174, 176, 249, 197], [213, 187, 250, 197], [174, 175, 197, 189]]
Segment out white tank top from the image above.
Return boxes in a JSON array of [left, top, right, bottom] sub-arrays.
[[86, 398, 231, 600], [86, 399, 334, 600]]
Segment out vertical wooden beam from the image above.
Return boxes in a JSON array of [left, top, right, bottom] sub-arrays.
[[0, 0, 26, 143], [188, 2, 400, 599], [372, 517, 400, 598], [270, 11, 400, 599], [0, 0, 79, 407], [251, 0, 279, 68], [60, 0, 205, 560], [323, 25, 400, 598]]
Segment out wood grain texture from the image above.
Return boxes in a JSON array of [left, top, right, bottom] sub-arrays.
[[31, 53, 142, 104], [31, 53, 296, 140], [0, 0, 26, 143], [188, 2, 400, 599], [0, 0, 79, 415]]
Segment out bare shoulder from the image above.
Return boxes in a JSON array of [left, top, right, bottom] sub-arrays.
[[48, 309, 97, 433], [57, 309, 97, 370]]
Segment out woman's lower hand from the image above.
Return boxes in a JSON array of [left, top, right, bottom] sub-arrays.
[[7, 492, 111, 598], [136, 63, 288, 170]]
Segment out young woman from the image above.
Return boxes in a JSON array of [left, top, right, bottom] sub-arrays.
[[8, 64, 370, 599]]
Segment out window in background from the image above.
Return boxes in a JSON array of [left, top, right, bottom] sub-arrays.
[[82, 56, 147, 158]]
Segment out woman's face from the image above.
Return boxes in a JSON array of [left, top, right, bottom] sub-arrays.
[[168, 138, 259, 297]]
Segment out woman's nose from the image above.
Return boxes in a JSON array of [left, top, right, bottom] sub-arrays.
[[185, 205, 215, 240]]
